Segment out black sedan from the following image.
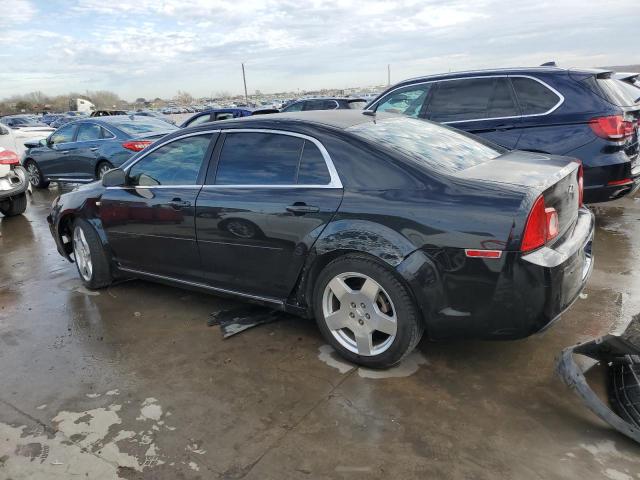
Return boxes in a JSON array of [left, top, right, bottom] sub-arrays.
[[47, 111, 594, 368], [23, 116, 177, 188]]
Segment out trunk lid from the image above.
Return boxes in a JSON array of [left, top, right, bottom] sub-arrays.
[[457, 151, 581, 234]]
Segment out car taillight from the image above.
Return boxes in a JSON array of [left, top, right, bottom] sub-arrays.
[[577, 163, 584, 207], [589, 115, 635, 141], [607, 178, 633, 186], [521, 195, 558, 252], [122, 140, 152, 152], [0, 150, 20, 165]]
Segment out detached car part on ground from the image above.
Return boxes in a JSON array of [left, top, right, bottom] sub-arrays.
[[48, 111, 593, 368], [558, 333, 640, 444], [0, 148, 28, 216]]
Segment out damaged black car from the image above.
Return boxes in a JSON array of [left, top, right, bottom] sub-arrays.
[[47, 111, 594, 368]]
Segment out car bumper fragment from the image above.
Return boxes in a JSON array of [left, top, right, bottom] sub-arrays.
[[557, 335, 640, 444], [0, 166, 28, 199]]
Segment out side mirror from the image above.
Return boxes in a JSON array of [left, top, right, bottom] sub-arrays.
[[40, 138, 48, 147], [102, 168, 126, 187]]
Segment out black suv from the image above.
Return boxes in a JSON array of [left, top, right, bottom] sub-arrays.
[[367, 67, 640, 203]]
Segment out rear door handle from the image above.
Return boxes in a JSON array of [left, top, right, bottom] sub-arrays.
[[286, 204, 319, 214], [495, 124, 515, 131], [169, 199, 191, 209], [60, 150, 69, 154], [90, 147, 99, 151]]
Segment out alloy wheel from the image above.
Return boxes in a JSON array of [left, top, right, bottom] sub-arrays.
[[322, 272, 397, 356], [26, 162, 40, 185], [98, 164, 112, 179], [73, 226, 93, 282]]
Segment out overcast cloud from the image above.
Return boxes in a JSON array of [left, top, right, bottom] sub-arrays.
[[0, 0, 638, 100]]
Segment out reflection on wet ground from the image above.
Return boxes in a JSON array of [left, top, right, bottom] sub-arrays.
[[0, 185, 639, 479]]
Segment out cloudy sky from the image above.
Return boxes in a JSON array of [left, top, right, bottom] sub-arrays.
[[1, 0, 639, 100]]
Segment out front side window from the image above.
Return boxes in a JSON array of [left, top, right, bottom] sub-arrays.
[[186, 114, 212, 128], [76, 123, 102, 142], [50, 124, 76, 144], [374, 84, 432, 118], [347, 100, 367, 110], [428, 77, 518, 122], [128, 134, 212, 186], [282, 101, 304, 112], [511, 77, 561, 115], [213, 133, 332, 186], [113, 118, 178, 135]]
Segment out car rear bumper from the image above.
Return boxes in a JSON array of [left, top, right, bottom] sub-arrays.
[[583, 155, 639, 203], [399, 207, 595, 340], [0, 166, 28, 200]]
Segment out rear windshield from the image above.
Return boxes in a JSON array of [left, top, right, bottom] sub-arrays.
[[583, 77, 639, 107], [111, 117, 178, 135], [347, 117, 503, 173]]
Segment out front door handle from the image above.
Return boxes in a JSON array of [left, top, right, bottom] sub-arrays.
[[60, 150, 70, 154], [286, 204, 319, 215], [495, 124, 514, 131], [168, 198, 191, 209], [90, 147, 99, 151]]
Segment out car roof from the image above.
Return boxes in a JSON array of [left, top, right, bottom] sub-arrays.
[[395, 66, 612, 85], [186, 110, 397, 131]]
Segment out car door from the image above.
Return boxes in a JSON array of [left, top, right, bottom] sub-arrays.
[[424, 77, 522, 149], [72, 122, 105, 180], [99, 132, 216, 280], [195, 130, 343, 300], [39, 124, 79, 178]]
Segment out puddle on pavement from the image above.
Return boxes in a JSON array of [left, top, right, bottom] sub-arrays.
[[317, 344, 428, 378], [0, 392, 203, 479]]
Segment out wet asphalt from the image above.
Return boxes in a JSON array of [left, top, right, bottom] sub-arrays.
[[0, 185, 639, 479]]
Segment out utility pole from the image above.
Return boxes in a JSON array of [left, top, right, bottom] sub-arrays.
[[387, 64, 391, 86], [242, 63, 248, 106]]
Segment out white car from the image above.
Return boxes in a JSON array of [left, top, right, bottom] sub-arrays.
[[0, 147, 28, 216], [0, 121, 53, 156]]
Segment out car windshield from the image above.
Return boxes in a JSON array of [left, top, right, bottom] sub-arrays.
[[111, 118, 178, 135], [12, 117, 47, 127], [347, 117, 504, 173]]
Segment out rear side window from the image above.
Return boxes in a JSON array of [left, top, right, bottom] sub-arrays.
[[128, 134, 212, 186], [298, 141, 331, 184], [213, 133, 332, 185], [511, 77, 561, 115], [304, 100, 338, 111], [347, 117, 503, 173], [374, 84, 432, 118], [76, 123, 102, 142], [282, 101, 304, 112], [215, 133, 304, 185], [427, 78, 518, 122]]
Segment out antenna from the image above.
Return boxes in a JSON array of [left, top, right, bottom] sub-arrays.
[[242, 63, 249, 106]]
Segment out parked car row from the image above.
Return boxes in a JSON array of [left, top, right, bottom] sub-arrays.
[[8, 64, 637, 369]]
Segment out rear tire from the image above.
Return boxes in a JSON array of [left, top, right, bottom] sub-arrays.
[[24, 159, 50, 189], [313, 254, 424, 369], [96, 161, 114, 180], [72, 218, 112, 289], [0, 192, 27, 216]]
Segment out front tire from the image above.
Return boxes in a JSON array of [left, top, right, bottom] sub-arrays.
[[313, 254, 424, 369], [24, 159, 50, 189], [96, 161, 114, 180], [0, 193, 27, 216], [72, 218, 112, 289]]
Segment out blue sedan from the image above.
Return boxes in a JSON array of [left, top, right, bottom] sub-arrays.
[[23, 116, 177, 188]]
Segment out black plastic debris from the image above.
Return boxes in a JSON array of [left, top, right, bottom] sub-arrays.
[[208, 305, 285, 338], [557, 334, 640, 444]]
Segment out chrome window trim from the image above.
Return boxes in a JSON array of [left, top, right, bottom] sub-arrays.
[[109, 128, 343, 190], [205, 128, 343, 189], [366, 74, 565, 124]]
